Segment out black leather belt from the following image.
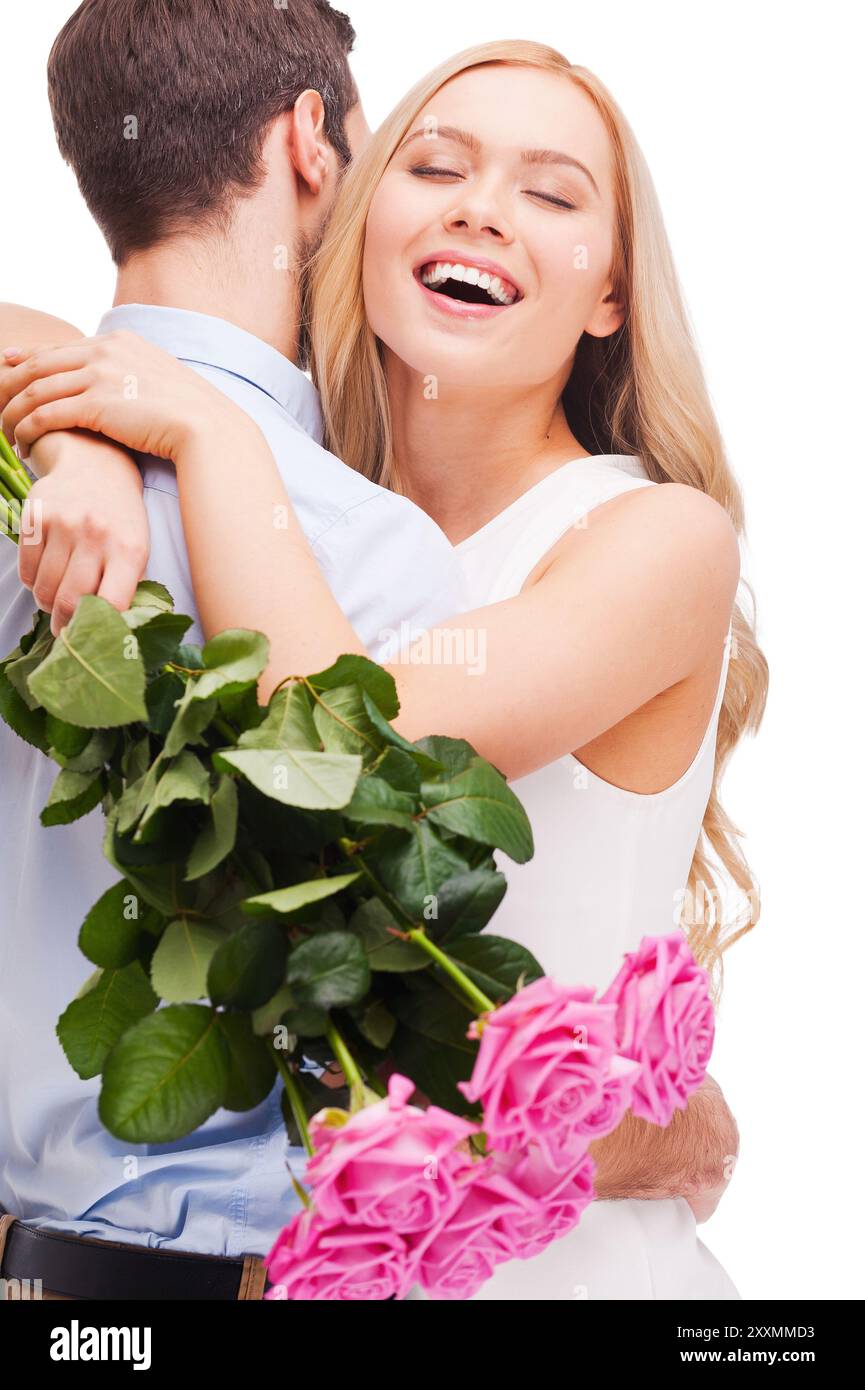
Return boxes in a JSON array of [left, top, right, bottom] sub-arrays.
[[0, 1218, 264, 1300]]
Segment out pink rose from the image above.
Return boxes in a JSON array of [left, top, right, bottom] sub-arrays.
[[410, 1163, 545, 1299], [600, 932, 715, 1125], [305, 1072, 482, 1232], [264, 1208, 410, 1300], [457, 976, 618, 1170], [493, 1143, 597, 1258], [573, 1052, 642, 1139]]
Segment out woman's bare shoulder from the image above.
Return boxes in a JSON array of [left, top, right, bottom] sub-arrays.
[[532, 480, 739, 682]]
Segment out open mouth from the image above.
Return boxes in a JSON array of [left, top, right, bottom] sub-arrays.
[[416, 259, 522, 308]]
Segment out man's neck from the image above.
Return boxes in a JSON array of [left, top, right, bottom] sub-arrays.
[[114, 228, 300, 362]]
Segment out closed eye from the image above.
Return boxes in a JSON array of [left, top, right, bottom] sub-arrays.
[[525, 190, 578, 210], [409, 165, 464, 179]]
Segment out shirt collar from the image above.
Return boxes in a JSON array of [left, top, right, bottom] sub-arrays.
[[97, 303, 323, 442]]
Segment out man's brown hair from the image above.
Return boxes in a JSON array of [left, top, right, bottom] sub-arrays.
[[47, 0, 357, 264]]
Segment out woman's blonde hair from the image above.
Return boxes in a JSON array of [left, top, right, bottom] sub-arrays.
[[309, 40, 768, 993]]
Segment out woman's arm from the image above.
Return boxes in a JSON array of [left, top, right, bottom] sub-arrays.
[[0, 306, 149, 632], [0, 303, 83, 355], [0, 334, 740, 778]]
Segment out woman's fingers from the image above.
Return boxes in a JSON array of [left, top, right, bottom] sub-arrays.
[[28, 528, 73, 617], [17, 498, 47, 590], [50, 548, 105, 637], [5, 396, 103, 457], [0, 369, 92, 442], [0, 343, 90, 414], [99, 541, 150, 614]]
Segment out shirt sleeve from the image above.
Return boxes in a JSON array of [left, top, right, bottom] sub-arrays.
[[311, 491, 467, 661]]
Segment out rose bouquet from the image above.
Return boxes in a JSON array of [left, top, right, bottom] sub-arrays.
[[263, 934, 714, 1299], [0, 429, 715, 1299]]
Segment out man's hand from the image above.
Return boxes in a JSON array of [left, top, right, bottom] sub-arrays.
[[18, 430, 150, 636], [588, 1074, 739, 1224]]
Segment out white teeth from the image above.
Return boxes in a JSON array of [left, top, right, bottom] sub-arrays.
[[419, 260, 518, 305]]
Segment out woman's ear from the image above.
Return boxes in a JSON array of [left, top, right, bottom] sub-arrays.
[[288, 89, 331, 196], [585, 284, 627, 339]]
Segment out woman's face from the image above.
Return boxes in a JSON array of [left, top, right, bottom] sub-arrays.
[[363, 64, 623, 392]]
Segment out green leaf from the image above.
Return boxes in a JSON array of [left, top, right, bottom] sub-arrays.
[[348, 899, 428, 972], [389, 1024, 478, 1117], [0, 665, 49, 750], [74, 966, 104, 1000], [98, 1004, 230, 1142], [251, 983, 296, 1036], [357, 999, 396, 1050], [285, 930, 370, 1009], [215, 747, 361, 810], [164, 684, 217, 757], [57, 729, 116, 773], [279, 1002, 329, 1036], [45, 714, 91, 759], [434, 868, 508, 941], [127, 580, 175, 615], [343, 775, 416, 829], [185, 776, 238, 880], [146, 671, 185, 734], [421, 761, 534, 863], [103, 808, 184, 918], [376, 820, 469, 920], [121, 735, 151, 784], [207, 921, 288, 1011], [216, 1013, 277, 1112], [242, 871, 360, 918], [28, 596, 148, 727], [414, 734, 477, 778], [135, 751, 211, 835], [312, 683, 381, 759], [3, 616, 53, 710], [192, 629, 269, 701], [361, 693, 442, 775], [133, 612, 193, 670], [446, 933, 544, 1000], [375, 747, 422, 793], [79, 879, 154, 968], [56, 961, 158, 1079], [150, 920, 228, 1002], [391, 976, 477, 1049], [237, 685, 319, 751], [40, 768, 104, 826], [308, 655, 399, 720]]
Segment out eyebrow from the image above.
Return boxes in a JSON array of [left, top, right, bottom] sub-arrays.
[[519, 148, 600, 197], [398, 125, 600, 197]]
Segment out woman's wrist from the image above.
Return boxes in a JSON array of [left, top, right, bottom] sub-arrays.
[[173, 397, 259, 472]]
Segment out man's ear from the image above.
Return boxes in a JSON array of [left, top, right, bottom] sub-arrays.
[[288, 89, 331, 196]]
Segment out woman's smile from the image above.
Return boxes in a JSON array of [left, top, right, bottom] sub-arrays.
[[413, 249, 523, 320]]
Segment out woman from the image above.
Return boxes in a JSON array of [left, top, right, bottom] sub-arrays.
[[0, 42, 767, 1298]]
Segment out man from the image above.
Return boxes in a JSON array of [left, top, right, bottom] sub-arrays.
[[0, 0, 737, 1301]]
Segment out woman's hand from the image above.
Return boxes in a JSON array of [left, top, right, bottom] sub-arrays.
[[0, 331, 238, 463], [20, 431, 150, 636]]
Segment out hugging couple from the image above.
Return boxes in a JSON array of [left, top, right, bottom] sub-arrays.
[[0, 0, 766, 1302]]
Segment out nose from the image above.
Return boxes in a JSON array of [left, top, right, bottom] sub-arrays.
[[443, 187, 514, 244]]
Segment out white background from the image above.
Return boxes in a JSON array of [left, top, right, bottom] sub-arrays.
[[2, 1, 862, 1300]]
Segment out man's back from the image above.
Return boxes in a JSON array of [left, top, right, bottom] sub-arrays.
[[0, 303, 464, 1256]]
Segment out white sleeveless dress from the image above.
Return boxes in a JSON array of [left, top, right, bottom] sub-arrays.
[[418, 454, 739, 1301]]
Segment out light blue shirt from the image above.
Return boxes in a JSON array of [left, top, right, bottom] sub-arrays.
[[0, 304, 464, 1257]]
